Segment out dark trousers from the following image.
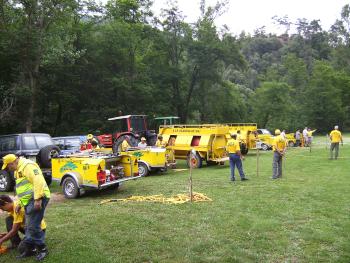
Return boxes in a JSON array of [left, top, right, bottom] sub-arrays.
[[330, 143, 340, 159], [5, 216, 25, 246], [24, 197, 49, 248], [272, 151, 283, 179], [229, 154, 245, 180]]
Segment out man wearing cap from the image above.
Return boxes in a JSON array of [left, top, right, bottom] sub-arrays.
[[272, 129, 287, 179], [1, 154, 50, 260], [329, 125, 343, 160], [155, 135, 167, 148], [80, 134, 98, 151], [138, 137, 147, 149], [226, 134, 248, 182]]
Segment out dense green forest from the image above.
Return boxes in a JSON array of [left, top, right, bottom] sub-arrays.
[[1, 0, 349, 136]]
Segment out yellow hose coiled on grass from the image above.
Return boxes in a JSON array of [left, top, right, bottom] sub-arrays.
[[100, 192, 212, 205]]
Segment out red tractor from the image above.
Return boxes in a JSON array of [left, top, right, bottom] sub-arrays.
[[97, 115, 157, 152]]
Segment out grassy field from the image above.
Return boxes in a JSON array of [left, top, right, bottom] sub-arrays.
[[1, 136, 349, 262]]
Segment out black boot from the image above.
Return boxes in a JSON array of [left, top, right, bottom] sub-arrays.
[[16, 242, 36, 259], [36, 245, 49, 261]]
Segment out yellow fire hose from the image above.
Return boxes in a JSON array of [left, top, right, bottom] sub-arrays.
[[99, 192, 212, 205]]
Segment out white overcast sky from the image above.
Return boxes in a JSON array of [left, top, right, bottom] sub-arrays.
[[151, 0, 349, 34]]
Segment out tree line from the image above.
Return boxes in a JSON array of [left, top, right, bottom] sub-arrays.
[[1, 0, 349, 136]]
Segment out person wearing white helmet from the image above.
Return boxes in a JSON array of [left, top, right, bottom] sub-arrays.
[[138, 137, 147, 149], [329, 125, 343, 160], [272, 129, 287, 179]]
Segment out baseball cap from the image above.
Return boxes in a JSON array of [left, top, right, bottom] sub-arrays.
[[2, 154, 17, 170]]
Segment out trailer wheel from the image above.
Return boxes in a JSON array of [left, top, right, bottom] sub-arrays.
[[0, 170, 15, 192], [62, 177, 80, 199], [187, 153, 202, 168], [138, 163, 149, 177]]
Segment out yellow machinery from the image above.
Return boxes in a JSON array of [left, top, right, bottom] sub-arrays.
[[123, 147, 176, 177], [159, 124, 230, 168], [221, 123, 258, 154], [257, 129, 297, 150], [51, 153, 139, 198]]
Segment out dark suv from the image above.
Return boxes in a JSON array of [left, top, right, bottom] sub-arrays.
[[0, 133, 60, 192]]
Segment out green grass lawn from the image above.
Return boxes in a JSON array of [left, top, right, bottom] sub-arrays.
[[1, 136, 349, 262]]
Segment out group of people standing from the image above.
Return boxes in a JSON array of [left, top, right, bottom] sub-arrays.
[[227, 125, 344, 182], [295, 127, 317, 147]]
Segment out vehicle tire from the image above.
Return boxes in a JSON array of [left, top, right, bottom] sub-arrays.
[[0, 170, 15, 192], [240, 143, 249, 155], [186, 152, 202, 168], [113, 135, 138, 153], [261, 143, 269, 151], [39, 145, 60, 168], [62, 177, 80, 199], [138, 162, 149, 177], [288, 141, 295, 147]]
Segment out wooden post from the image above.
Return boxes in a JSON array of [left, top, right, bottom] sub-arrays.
[[189, 149, 195, 203], [256, 147, 259, 177]]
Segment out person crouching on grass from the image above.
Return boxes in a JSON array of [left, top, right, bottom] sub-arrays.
[[0, 195, 46, 253]]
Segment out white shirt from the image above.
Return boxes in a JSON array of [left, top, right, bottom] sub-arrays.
[[138, 142, 147, 149], [302, 129, 308, 138]]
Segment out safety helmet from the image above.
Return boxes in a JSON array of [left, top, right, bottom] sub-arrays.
[[230, 133, 237, 138], [87, 134, 94, 140], [275, 129, 281, 135]]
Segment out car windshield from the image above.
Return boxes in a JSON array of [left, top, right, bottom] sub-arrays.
[[35, 135, 54, 148], [65, 138, 82, 149]]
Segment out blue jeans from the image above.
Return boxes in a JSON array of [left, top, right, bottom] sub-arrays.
[[24, 197, 49, 247], [229, 154, 245, 180]]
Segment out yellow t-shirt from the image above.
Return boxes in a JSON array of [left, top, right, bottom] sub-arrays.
[[226, 139, 240, 154], [9, 200, 46, 230], [155, 140, 167, 148], [330, 130, 342, 143], [121, 140, 130, 151], [273, 135, 286, 152]]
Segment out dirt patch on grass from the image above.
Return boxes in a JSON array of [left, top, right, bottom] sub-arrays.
[[49, 193, 65, 203]]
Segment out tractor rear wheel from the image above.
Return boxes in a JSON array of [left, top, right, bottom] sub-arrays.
[[113, 135, 138, 153]]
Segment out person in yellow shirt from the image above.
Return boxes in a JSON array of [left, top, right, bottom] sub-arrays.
[[272, 129, 287, 179], [2, 154, 50, 260], [329, 125, 343, 160], [0, 195, 46, 250], [155, 135, 167, 148], [226, 134, 248, 182], [121, 136, 131, 151]]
